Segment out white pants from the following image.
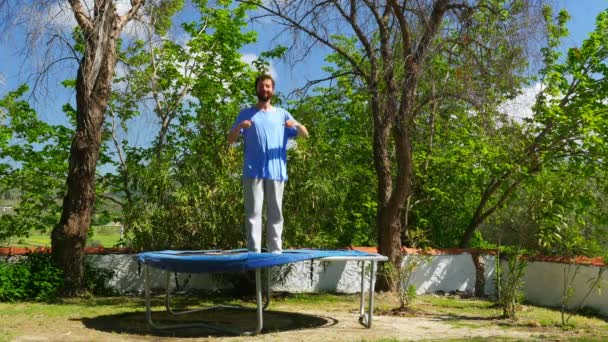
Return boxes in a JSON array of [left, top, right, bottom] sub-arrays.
[[243, 178, 285, 253]]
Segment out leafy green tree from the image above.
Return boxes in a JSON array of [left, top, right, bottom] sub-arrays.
[[0, 86, 71, 240], [244, 0, 545, 277], [458, 8, 608, 247], [105, 0, 263, 250], [283, 76, 377, 248]]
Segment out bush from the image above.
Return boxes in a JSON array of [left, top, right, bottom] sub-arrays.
[[83, 259, 116, 296], [0, 252, 63, 302], [0, 253, 118, 300], [496, 247, 527, 319], [0, 261, 30, 301]]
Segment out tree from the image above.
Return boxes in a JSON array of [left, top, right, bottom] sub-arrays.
[[283, 76, 378, 248], [104, 0, 263, 251], [459, 8, 608, 247], [0, 86, 72, 241], [0, 0, 148, 295], [47, 0, 145, 295], [242, 0, 543, 280]]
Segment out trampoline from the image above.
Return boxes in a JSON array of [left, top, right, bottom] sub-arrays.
[[137, 249, 388, 335]]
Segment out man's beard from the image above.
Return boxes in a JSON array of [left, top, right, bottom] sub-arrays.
[[257, 92, 272, 102]]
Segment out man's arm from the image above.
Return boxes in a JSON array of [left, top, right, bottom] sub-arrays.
[[285, 120, 309, 138], [227, 120, 252, 145]]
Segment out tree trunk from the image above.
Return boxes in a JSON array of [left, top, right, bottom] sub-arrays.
[[472, 252, 486, 297], [371, 90, 403, 291], [52, 0, 125, 295], [51, 86, 105, 294], [459, 218, 482, 248]]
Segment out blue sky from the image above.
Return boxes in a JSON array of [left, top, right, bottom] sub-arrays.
[[0, 1, 606, 140], [251, 0, 608, 96]]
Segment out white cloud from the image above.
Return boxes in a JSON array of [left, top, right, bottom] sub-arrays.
[[240, 53, 278, 80], [498, 83, 541, 122]]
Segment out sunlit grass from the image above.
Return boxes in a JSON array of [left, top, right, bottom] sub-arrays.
[[0, 293, 606, 340], [1, 226, 122, 248]]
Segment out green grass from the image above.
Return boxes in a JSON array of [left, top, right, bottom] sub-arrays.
[[1, 226, 123, 248], [0, 293, 606, 341]]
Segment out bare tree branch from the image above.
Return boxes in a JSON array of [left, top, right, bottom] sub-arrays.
[[118, 0, 145, 31], [68, 0, 94, 34], [238, 0, 370, 81], [288, 70, 356, 97]]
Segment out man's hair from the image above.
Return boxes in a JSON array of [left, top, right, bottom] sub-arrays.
[[255, 74, 275, 89]]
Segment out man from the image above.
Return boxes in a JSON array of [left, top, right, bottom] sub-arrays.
[[227, 74, 309, 253]]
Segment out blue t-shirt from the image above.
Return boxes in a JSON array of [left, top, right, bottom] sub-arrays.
[[231, 107, 298, 181]]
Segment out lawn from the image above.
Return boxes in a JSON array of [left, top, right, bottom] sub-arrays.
[[0, 225, 123, 248], [0, 293, 606, 341]]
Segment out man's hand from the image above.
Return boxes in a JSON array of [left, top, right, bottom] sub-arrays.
[[227, 120, 253, 145], [240, 120, 253, 129], [285, 120, 309, 138]]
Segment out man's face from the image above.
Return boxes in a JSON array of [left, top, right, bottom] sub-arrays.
[[256, 78, 274, 102]]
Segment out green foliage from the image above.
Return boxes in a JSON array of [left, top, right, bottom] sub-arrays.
[[417, 7, 608, 250], [83, 259, 116, 296], [0, 253, 116, 301], [401, 2, 536, 248], [383, 254, 430, 310], [484, 168, 608, 256], [282, 81, 377, 248], [0, 86, 71, 239], [0, 252, 63, 302], [106, 0, 261, 250], [496, 247, 527, 319], [0, 261, 29, 301]]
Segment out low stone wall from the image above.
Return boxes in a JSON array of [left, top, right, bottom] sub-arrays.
[[88, 252, 498, 296], [2, 248, 606, 316], [88, 254, 376, 294], [523, 261, 608, 315], [404, 254, 497, 296]]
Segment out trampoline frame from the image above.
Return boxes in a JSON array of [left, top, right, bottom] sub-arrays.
[[142, 254, 387, 336]]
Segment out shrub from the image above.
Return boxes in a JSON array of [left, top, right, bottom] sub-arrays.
[[384, 253, 431, 310], [83, 259, 116, 296], [0, 252, 63, 302], [496, 247, 527, 319]]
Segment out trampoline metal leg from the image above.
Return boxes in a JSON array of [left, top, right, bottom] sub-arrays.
[[144, 265, 158, 329], [367, 261, 377, 328], [244, 268, 264, 336], [144, 266, 264, 335], [263, 267, 271, 310], [358, 261, 377, 329], [358, 261, 366, 325]]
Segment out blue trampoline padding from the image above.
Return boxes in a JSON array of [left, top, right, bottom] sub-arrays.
[[136, 249, 382, 273]]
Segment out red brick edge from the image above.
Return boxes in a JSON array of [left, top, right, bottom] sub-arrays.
[[347, 246, 606, 267]]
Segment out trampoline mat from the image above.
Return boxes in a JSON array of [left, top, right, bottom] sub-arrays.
[[136, 248, 382, 273]]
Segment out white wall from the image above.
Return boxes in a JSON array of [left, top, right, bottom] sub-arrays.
[[89, 253, 494, 295], [405, 254, 478, 294], [523, 261, 608, 315], [50, 253, 608, 317]]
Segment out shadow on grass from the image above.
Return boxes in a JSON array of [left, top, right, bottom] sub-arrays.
[[78, 307, 335, 337], [58, 292, 281, 308]]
